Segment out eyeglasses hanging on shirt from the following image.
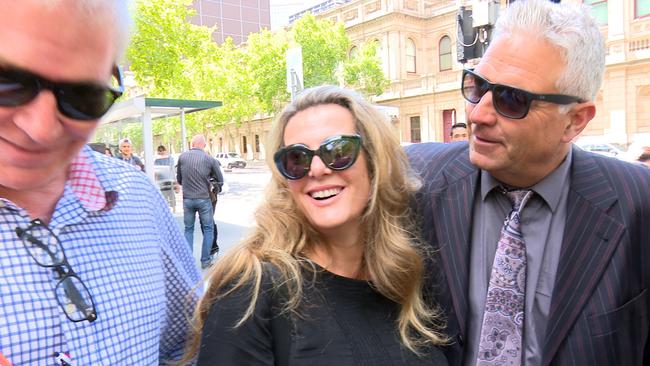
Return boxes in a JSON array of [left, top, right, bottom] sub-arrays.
[[15, 219, 97, 322]]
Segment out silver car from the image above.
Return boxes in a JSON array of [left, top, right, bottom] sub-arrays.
[[215, 152, 247, 169]]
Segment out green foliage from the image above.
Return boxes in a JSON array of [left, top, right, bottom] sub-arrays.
[[292, 14, 349, 87], [94, 120, 143, 152], [343, 41, 390, 97], [123, 2, 387, 142], [210, 38, 258, 124], [127, 0, 218, 98], [127, 0, 221, 137], [246, 29, 291, 113]]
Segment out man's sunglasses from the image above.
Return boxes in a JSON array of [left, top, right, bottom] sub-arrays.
[[0, 64, 124, 121], [461, 69, 583, 119], [274, 134, 362, 180]]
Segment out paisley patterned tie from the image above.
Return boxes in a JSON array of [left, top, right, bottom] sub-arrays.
[[477, 189, 533, 365]]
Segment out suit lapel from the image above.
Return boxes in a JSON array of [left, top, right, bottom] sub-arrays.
[[430, 150, 478, 339], [542, 148, 625, 363]]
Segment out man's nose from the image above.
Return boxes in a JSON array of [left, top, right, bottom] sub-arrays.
[[467, 91, 498, 126], [11, 91, 63, 143]]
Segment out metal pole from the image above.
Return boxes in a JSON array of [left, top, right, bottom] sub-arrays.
[[180, 107, 187, 152], [142, 107, 155, 183], [290, 68, 296, 102], [291, 69, 303, 102]]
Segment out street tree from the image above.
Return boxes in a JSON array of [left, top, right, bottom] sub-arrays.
[[292, 14, 349, 88], [127, 0, 218, 98], [343, 40, 390, 96], [246, 28, 290, 114], [127, 0, 223, 140], [124, 1, 388, 142], [212, 38, 258, 125]]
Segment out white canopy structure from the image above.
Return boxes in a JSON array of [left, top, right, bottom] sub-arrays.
[[100, 96, 222, 182]]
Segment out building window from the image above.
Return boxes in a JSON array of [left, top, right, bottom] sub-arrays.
[[242, 136, 248, 154], [585, 0, 608, 24], [373, 39, 382, 58], [349, 46, 358, 59], [410, 116, 421, 143], [439, 36, 452, 71], [372, 39, 382, 60], [255, 134, 260, 153], [637, 0, 650, 18], [406, 38, 416, 73], [372, 39, 385, 71]]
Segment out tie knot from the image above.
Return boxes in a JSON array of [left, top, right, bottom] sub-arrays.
[[503, 189, 533, 212]]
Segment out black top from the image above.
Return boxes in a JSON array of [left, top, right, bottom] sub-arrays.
[[197, 264, 448, 366]]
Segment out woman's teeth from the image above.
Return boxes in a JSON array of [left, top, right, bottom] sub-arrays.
[[310, 188, 342, 200]]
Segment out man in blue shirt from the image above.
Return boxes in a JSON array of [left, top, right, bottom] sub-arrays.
[[0, 1, 201, 364]]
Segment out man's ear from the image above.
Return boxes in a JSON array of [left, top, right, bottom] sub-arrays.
[[562, 101, 596, 143]]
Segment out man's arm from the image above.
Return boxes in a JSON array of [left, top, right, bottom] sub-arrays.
[[176, 157, 182, 185], [156, 194, 202, 362], [211, 159, 224, 189], [134, 156, 145, 172]]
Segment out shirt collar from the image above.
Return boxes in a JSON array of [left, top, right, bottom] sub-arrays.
[[0, 146, 118, 214], [68, 146, 118, 212], [480, 148, 573, 212]]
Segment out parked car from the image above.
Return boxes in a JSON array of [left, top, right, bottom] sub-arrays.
[[575, 142, 626, 158], [153, 157, 177, 211], [153, 156, 176, 188], [215, 152, 247, 169]]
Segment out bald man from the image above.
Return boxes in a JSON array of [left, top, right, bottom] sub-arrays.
[[177, 135, 223, 269]]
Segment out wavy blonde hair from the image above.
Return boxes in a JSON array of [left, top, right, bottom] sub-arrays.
[[181, 85, 447, 363]]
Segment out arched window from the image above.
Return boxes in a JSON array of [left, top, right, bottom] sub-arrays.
[[406, 38, 416, 73], [585, 0, 608, 24], [372, 39, 381, 58], [410, 116, 421, 142], [349, 46, 358, 59], [439, 36, 452, 71], [636, 0, 650, 18]]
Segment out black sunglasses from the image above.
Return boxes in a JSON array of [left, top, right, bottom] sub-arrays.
[[461, 69, 583, 119], [15, 219, 97, 323], [0, 64, 123, 121], [274, 134, 362, 180]]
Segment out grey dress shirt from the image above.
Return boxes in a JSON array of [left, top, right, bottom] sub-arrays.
[[465, 149, 572, 366], [176, 148, 223, 199]]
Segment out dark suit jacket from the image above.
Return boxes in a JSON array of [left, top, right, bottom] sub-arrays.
[[407, 142, 650, 366]]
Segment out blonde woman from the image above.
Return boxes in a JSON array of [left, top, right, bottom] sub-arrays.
[[184, 85, 448, 365]]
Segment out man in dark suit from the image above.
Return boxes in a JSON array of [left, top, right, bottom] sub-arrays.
[[450, 123, 469, 142], [407, 1, 650, 365]]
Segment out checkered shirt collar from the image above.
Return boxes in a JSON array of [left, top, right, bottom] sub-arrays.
[[68, 149, 107, 211], [0, 146, 118, 213], [69, 147, 118, 212]]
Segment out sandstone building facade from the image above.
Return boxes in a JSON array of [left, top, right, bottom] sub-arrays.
[[214, 0, 650, 160]]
